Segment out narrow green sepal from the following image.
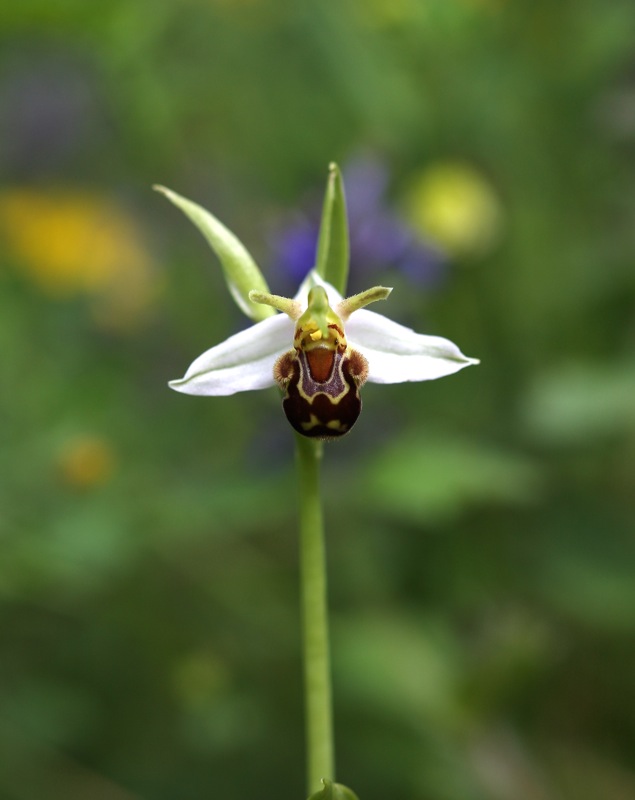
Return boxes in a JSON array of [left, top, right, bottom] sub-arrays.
[[315, 163, 350, 296], [154, 185, 275, 321], [307, 780, 359, 800]]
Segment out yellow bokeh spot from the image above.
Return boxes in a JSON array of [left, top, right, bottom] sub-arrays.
[[403, 162, 503, 259], [174, 652, 230, 709], [0, 187, 159, 330], [57, 435, 116, 489], [357, 0, 505, 29], [358, 0, 420, 27], [460, 0, 507, 10]]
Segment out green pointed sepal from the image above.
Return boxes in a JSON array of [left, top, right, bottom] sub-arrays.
[[307, 779, 360, 800], [154, 185, 275, 321], [315, 163, 350, 296]]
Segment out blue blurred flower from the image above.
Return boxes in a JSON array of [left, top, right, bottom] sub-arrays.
[[269, 155, 446, 293]]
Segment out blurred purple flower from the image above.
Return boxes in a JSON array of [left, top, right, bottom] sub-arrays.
[[268, 154, 446, 293]]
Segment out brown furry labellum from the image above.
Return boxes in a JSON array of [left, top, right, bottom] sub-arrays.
[[274, 346, 368, 439]]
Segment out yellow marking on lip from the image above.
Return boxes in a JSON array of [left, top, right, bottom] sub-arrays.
[[301, 414, 322, 431], [326, 420, 347, 431]]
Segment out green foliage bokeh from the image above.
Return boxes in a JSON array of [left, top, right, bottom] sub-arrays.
[[1, 1, 635, 798]]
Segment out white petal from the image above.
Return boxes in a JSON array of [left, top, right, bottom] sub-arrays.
[[346, 308, 479, 384], [169, 313, 293, 396]]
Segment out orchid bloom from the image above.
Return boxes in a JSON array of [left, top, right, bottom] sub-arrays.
[[157, 167, 478, 439], [169, 270, 478, 438]]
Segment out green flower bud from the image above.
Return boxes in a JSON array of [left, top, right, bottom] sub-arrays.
[[307, 779, 360, 800], [315, 163, 349, 296]]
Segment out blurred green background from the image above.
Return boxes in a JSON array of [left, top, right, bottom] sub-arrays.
[[1, 1, 635, 798]]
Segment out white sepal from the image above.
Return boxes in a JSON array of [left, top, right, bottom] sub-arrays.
[[169, 313, 293, 396], [346, 308, 479, 384]]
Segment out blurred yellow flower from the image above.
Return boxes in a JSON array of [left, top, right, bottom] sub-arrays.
[[357, 0, 504, 28], [462, 0, 507, 10], [0, 187, 159, 329], [357, 0, 421, 27], [56, 435, 116, 489], [174, 651, 231, 709], [403, 162, 503, 259]]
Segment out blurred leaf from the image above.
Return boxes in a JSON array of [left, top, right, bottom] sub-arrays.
[[0, 498, 135, 598], [538, 549, 635, 632], [1, 679, 95, 748], [333, 612, 464, 728], [363, 432, 541, 523], [524, 361, 635, 444]]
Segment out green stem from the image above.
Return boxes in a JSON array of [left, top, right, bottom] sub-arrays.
[[295, 433, 334, 796]]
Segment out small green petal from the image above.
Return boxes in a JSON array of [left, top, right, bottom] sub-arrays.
[[154, 185, 275, 321], [338, 285, 392, 319], [315, 163, 350, 296], [307, 780, 360, 800], [249, 290, 302, 319]]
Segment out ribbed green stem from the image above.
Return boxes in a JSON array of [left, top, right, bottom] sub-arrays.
[[295, 434, 334, 796]]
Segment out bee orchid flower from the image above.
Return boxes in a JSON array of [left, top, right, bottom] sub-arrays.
[[169, 270, 479, 438], [158, 167, 479, 799]]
